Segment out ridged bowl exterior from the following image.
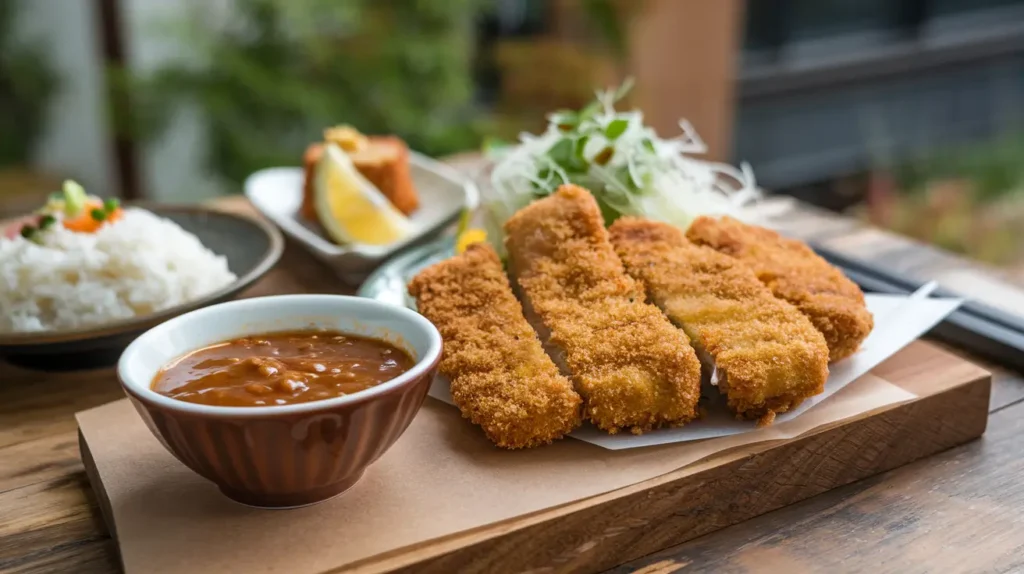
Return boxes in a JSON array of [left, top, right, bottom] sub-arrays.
[[122, 363, 436, 508]]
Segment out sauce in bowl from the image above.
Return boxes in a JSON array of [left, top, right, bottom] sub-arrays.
[[152, 330, 415, 407]]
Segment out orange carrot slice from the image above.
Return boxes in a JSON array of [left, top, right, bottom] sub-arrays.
[[62, 201, 123, 233]]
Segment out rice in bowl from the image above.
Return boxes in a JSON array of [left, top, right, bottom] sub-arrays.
[[1, 207, 237, 333]]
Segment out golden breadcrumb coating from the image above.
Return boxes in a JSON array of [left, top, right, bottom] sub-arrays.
[[686, 216, 874, 362], [408, 243, 582, 449], [503, 185, 702, 434], [609, 217, 829, 423]]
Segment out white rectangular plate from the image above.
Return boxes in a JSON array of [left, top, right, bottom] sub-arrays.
[[245, 152, 477, 283]]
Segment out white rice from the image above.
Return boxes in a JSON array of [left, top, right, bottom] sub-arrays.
[[0, 207, 238, 333]]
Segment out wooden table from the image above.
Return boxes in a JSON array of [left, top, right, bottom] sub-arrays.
[[4, 181, 1024, 574]]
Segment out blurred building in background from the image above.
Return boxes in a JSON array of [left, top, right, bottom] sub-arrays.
[[738, 0, 1024, 193], [2, 0, 1023, 267]]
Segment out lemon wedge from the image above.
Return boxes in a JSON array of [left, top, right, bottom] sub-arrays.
[[314, 143, 411, 246], [455, 228, 487, 254]]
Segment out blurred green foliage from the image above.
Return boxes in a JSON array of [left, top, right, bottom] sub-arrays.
[[119, 0, 489, 186], [0, 0, 59, 167], [580, 0, 630, 60], [863, 133, 1024, 266], [895, 133, 1024, 203]]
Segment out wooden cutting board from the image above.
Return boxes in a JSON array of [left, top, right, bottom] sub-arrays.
[[79, 341, 989, 574]]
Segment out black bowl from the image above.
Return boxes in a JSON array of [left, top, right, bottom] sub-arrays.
[[0, 204, 284, 371]]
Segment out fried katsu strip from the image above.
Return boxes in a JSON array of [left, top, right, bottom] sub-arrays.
[[408, 243, 582, 449], [609, 218, 829, 423], [686, 216, 873, 362], [504, 185, 702, 434]]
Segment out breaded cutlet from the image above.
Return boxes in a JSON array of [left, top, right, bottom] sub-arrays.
[[609, 217, 829, 423], [408, 242, 582, 449], [504, 185, 702, 434], [686, 216, 873, 362]]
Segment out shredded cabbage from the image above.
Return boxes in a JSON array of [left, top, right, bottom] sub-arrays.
[[483, 81, 762, 253]]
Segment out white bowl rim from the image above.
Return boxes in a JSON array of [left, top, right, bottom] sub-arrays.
[[117, 294, 442, 417]]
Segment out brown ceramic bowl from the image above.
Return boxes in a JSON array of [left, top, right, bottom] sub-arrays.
[[117, 295, 441, 508]]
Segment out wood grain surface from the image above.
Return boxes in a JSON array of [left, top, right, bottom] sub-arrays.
[[3, 161, 1024, 573], [610, 397, 1024, 574], [357, 344, 990, 574]]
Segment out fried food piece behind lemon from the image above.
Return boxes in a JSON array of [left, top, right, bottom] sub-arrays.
[[301, 127, 418, 220]]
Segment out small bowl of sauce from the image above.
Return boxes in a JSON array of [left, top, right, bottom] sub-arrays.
[[153, 330, 416, 407], [118, 295, 441, 508]]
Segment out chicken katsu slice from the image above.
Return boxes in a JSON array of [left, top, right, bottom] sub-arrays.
[[686, 216, 874, 362], [504, 185, 702, 434], [609, 218, 829, 423], [408, 243, 582, 449]]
